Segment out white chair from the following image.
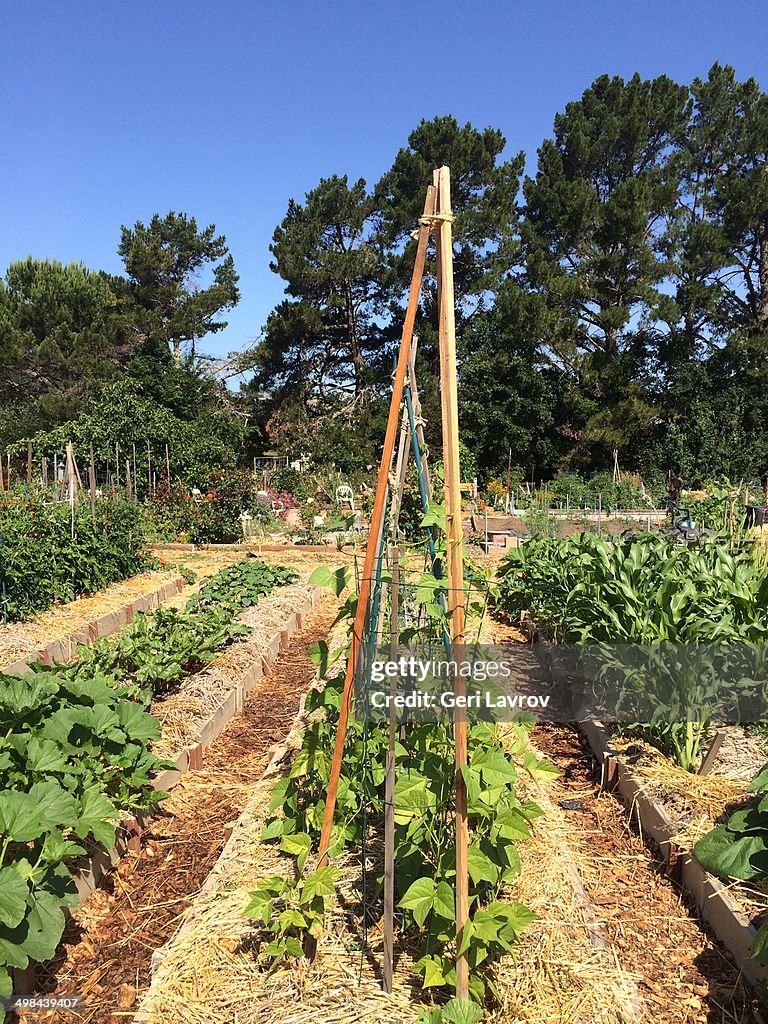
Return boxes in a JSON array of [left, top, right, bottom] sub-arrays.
[[335, 484, 356, 512]]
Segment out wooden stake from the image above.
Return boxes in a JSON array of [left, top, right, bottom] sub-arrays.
[[26, 442, 33, 487], [316, 183, 438, 868], [0, 453, 4, 491], [89, 444, 97, 519], [146, 440, 152, 498], [115, 443, 120, 490], [435, 165, 469, 1000], [132, 443, 137, 498], [383, 546, 399, 993], [165, 443, 171, 488]]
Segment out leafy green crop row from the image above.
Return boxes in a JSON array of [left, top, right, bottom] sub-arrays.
[[0, 557, 297, 1005], [0, 498, 152, 623], [245, 563, 555, 1010], [496, 533, 768, 769]]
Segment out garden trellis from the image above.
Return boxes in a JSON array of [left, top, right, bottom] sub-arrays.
[[315, 167, 474, 999]]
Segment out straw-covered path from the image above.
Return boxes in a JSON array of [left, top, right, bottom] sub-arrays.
[[22, 595, 339, 1024], [491, 618, 762, 1023]]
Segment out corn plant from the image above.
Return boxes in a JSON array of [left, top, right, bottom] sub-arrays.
[[497, 533, 768, 769]]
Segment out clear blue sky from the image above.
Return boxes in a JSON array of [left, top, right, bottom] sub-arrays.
[[2, 0, 766, 362]]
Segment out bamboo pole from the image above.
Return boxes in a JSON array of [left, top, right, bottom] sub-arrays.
[[383, 545, 399, 993], [316, 183, 437, 868], [435, 165, 469, 1000]]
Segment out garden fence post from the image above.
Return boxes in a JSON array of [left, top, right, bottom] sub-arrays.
[[383, 545, 399, 993]]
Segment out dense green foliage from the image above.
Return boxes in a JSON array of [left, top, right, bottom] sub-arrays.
[[244, 65, 768, 484], [0, 498, 150, 623], [0, 557, 297, 1001], [0, 214, 250, 484], [497, 533, 768, 768]]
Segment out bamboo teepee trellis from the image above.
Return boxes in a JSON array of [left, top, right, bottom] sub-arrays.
[[315, 168, 471, 999]]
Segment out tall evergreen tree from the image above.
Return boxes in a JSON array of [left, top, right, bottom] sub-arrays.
[[520, 72, 690, 465], [119, 211, 239, 362]]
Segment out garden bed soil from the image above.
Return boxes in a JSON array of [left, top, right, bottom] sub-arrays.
[[18, 597, 340, 1024], [533, 723, 761, 1023]]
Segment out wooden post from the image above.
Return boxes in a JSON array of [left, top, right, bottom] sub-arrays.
[[26, 442, 33, 487], [165, 443, 171, 488], [132, 443, 137, 498], [89, 444, 97, 518], [126, 460, 133, 501], [316, 183, 438, 868], [41, 457, 48, 488], [383, 546, 399, 993], [146, 440, 152, 498], [506, 448, 512, 513], [115, 443, 120, 490], [0, 454, 4, 491], [6, 454, 10, 490], [435, 165, 469, 1000]]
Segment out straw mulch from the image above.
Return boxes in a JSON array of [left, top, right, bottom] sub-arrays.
[[23, 600, 339, 1024], [150, 585, 317, 759], [533, 723, 759, 1023], [608, 735, 752, 848], [0, 567, 185, 667]]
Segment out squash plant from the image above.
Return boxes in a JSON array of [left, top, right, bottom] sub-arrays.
[[0, 671, 170, 1003], [0, 557, 297, 1007]]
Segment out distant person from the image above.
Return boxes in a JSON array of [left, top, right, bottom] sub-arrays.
[[668, 473, 682, 506]]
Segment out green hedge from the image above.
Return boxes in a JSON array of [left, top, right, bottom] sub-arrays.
[[0, 497, 151, 622]]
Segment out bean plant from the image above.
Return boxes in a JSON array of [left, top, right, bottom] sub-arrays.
[[246, 553, 555, 1008]]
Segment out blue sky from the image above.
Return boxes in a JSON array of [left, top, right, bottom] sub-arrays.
[[2, 0, 766, 363]]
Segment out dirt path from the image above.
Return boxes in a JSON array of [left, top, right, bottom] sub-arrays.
[[533, 722, 762, 1024], [24, 598, 337, 1024]]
